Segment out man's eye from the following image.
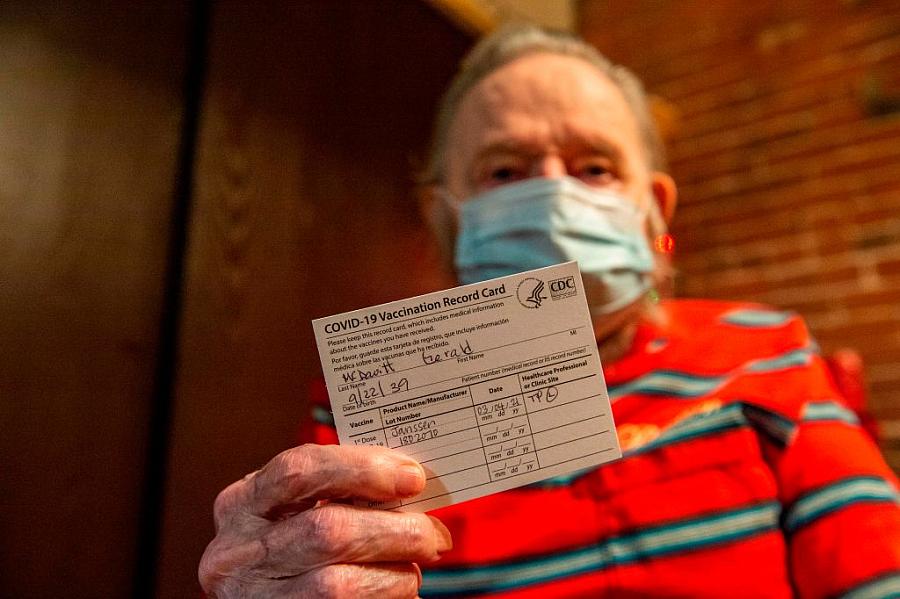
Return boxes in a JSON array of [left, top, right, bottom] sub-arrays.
[[490, 167, 519, 182], [581, 164, 611, 179], [473, 161, 525, 191], [575, 161, 618, 186]]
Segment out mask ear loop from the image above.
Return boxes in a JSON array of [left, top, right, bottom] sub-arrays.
[[643, 198, 675, 304], [436, 187, 464, 216], [426, 187, 464, 272], [643, 197, 672, 253]]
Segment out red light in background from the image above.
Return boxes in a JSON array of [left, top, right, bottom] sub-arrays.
[[654, 233, 675, 254]]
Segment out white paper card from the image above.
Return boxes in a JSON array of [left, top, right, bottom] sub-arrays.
[[312, 262, 621, 512]]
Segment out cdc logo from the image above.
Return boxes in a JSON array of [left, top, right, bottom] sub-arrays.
[[549, 276, 577, 300]]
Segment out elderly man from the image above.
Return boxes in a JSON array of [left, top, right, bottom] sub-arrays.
[[200, 26, 900, 598]]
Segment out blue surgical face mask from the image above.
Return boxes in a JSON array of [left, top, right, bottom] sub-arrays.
[[448, 176, 656, 316]]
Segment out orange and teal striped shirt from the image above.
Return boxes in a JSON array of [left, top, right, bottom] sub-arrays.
[[306, 299, 900, 598]]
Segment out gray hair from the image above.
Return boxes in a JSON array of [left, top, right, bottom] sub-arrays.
[[420, 24, 667, 187]]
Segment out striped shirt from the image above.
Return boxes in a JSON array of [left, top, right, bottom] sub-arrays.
[[305, 299, 900, 598]]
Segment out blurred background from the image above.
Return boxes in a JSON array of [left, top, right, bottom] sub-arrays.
[[1, 0, 898, 596]]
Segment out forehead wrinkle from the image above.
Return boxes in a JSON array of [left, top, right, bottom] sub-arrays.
[[470, 108, 628, 168], [474, 67, 580, 129], [474, 61, 634, 141]]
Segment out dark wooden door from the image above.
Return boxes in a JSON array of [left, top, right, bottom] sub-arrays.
[[156, 2, 468, 595], [0, 2, 188, 596]]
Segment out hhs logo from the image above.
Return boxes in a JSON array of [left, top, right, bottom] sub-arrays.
[[516, 278, 546, 309], [549, 276, 577, 300]]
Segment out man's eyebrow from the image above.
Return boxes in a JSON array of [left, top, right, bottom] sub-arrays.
[[472, 136, 625, 163], [577, 135, 624, 162], [472, 141, 537, 162]]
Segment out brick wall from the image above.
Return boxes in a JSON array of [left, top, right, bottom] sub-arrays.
[[579, 1, 900, 470]]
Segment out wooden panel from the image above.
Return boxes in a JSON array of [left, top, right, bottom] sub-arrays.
[[0, 1, 187, 596], [157, 1, 470, 595]]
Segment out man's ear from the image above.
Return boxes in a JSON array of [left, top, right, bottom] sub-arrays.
[[650, 172, 678, 225], [416, 185, 456, 271], [416, 184, 439, 228]]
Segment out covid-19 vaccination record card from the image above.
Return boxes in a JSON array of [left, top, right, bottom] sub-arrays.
[[312, 261, 621, 512]]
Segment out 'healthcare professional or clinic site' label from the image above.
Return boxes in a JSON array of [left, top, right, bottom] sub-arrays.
[[312, 262, 621, 512]]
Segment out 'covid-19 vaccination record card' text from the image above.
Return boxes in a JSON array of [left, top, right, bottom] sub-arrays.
[[312, 261, 621, 512]]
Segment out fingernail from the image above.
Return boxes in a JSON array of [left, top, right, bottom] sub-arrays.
[[395, 463, 425, 497], [429, 515, 453, 553]]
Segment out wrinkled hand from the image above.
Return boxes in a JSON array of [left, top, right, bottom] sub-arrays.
[[199, 444, 452, 598]]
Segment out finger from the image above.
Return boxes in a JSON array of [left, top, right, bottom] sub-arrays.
[[219, 444, 426, 524], [256, 504, 452, 576], [213, 473, 268, 533], [199, 532, 266, 595], [286, 562, 422, 599]]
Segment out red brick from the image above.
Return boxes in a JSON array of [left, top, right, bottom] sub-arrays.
[[580, 1, 900, 471]]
